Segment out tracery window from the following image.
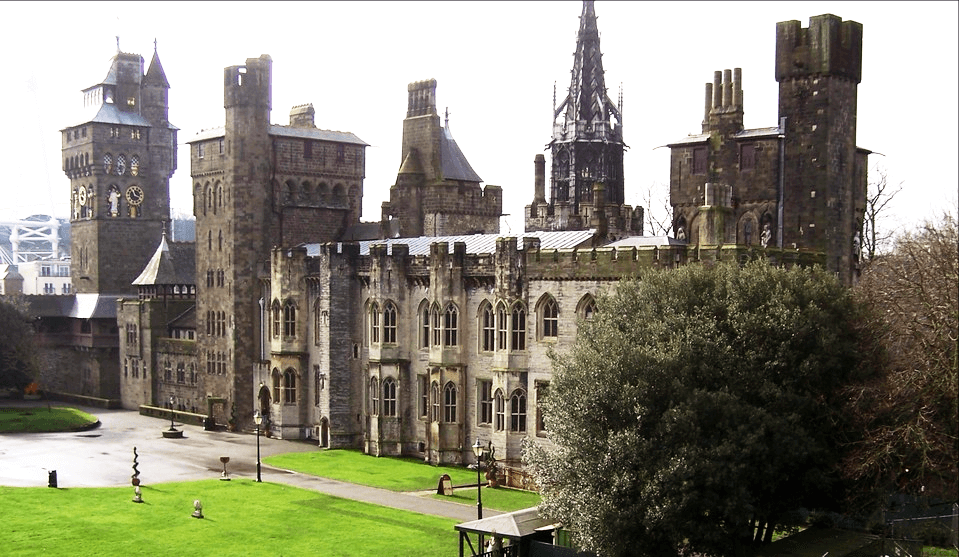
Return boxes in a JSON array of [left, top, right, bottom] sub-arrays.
[[511, 304, 527, 351], [494, 389, 505, 431], [430, 381, 440, 422], [443, 381, 457, 423], [383, 303, 397, 344], [480, 303, 495, 352], [283, 369, 297, 404], [541, 297, 558, 339], [382, 377, 397, 417], [510, 390, 527, 432], [444, 304, 458, 346], [369, 376, 380, 415], [369, 302, 380, 344], [283, 301, 296, 337]]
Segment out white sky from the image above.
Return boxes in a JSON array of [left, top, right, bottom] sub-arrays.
[[2, 1, 956, 237]]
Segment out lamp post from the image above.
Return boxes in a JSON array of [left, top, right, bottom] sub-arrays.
[[168, 395, 176, 431], [253, 410, 262, 482], [472, 438, 485, 519]]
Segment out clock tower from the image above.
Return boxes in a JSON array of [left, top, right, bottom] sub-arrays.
[[62, 45, 177, 294]]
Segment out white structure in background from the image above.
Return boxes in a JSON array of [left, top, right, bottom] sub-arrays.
[[0, 216, 70, 295]]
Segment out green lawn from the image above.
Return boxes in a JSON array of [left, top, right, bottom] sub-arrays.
[[0, 406, 98, 433], [265, 449, 541, 511], [2, 479, 458, 556]]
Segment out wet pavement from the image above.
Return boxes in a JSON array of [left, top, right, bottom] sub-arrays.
[[0, 401, 496, 522]]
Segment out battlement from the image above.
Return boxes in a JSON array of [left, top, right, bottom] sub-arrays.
[[224, 55, 273, 109], [407, 79, 437, 117], [776, 14, 862, 83]]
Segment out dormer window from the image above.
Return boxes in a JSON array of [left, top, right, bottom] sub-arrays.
[[127, 97, 136, 107]]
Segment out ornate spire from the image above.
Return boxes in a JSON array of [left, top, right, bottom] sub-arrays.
[[555, 0, 621, 131]]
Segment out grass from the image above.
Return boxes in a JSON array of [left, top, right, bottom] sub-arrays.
[[924, 547, 959, 557], [0, 406, 98, 433], [2, 479, 458, 556], [265, 449, 541, 511], [431, 485, 541, 512], [265, 449, 478, 491]]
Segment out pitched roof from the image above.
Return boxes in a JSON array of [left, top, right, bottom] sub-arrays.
[[439, 126, 482, 183], [188, 125, 367, 146], [144, 49, 170, 88], [132, 234, 196, 286], [454, 507, 556, 540]]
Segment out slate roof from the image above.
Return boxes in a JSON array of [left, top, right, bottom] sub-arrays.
[[307, 229, 599, 257], [133, 234, 196, 286], [606, 235, 686, 247], [188, 125, 367, 146], [439, 126, 482, 183], [27, 294, 120, 319], [65, 102, 154, 130]]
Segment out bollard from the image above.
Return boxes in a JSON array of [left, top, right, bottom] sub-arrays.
[[48, 470, 57, 488]]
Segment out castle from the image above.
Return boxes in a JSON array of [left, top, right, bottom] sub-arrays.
[[33, 3, 867, 469]]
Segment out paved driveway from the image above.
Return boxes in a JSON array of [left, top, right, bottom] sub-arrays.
[[0, 401, 315, 488]]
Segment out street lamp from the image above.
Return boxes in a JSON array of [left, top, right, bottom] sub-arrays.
[[168, 395, 177, 431], [253, 410, 262, 482], [472, 438, 485, 519]]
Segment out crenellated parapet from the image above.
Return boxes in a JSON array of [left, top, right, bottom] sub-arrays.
[[776, 14, 862, 83]]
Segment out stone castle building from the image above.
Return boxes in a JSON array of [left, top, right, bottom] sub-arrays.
[[36, 3, 867, 469]]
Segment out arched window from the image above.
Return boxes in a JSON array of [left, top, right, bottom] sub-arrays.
[[578, 295, 597, 321], [283, 368, 297, 403], [314, 301, 323, 346], [443, 381, 457, 423], [496, 302, 508, 351], [382, 377, 397, 417], [369, 376, 380, 415], [444, 304, 458, 346], [541, 297, 558, 339], [430, 304, 441, 347], [283, 301, 296, 337], [479, 302, 494, 352], [271, 300, 281, 338], [511, 304, 527, 351], [383, 303, 397, 344], [419, 301, 430, 348], [494, 389, 505, 431], [430, 381, 440, 422], [368, 302, 380, 344], [272, 368, 281, 402], [510, 390, 527, 432]]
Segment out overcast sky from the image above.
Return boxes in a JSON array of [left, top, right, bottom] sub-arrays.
[[2, 1, 956, 237]]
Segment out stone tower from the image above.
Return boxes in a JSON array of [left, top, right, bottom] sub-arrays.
[[63, 47, 176, 294], [776, 14, 868, 284], [526, 0, 642, 238], [190, 55, 367, 426], [381, 79, 502, 238]]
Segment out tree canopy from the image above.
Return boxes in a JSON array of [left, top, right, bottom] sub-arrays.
[[842, 211, 958, 507], [524, 260, 873, 557], [0, 297, 39, 391]]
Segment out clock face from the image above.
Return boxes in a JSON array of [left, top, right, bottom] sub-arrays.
[[116, 154, 126, 176], [126, 185, 144, 206], [77, 186, 87, 205]]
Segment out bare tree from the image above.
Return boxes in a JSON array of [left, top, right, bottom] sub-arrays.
[[862, 164, 903, 261], [641, 181, 673, 237], [843, 209, 958, 508]]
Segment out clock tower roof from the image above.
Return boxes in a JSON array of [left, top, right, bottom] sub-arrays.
[[145, 48, 170, 88]]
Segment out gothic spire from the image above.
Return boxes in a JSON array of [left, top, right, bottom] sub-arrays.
[[145, 44, 170, 88], [555, 0, 620, 130]]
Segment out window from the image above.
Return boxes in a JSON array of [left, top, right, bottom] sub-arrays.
[[369, 302, 380, 344], [383, 377, 397, 417], [481, 303, 495, 352], [510, 390, 527, 432], [496, 303, 508, 351], [383, 303, 397, 344], [542, 297, 558, 339], [314, 365, 322, 405], [271, 301, 280, 338], [444, 304, 458, 346], [126, 323, 138, 345], [536, 382, 549, 433], [284, 302, 296, 337], [164, 361, 172, 382], [420, 303, 430, 348], [581, 298, 597, 321], [418, 375, 429, 418], [511, 304, 527, 351], [494, 389, 505, 431], [272, 369, 281, 401], [430, 382, 440, 422], [131, 128, 140, 140], [369, 376, 380, 415], [304, 140, 312, 159], [219, 139, 224, 155], [739, 143, 756, 172], [177, 363, 185, 384], [478, 380, 493, 425], [197, 142, 205, 159], [692, 147, 707, 175], [443, 382, 457, 423], [283, 369, 297, 403], [431, 305, 441, 347]]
